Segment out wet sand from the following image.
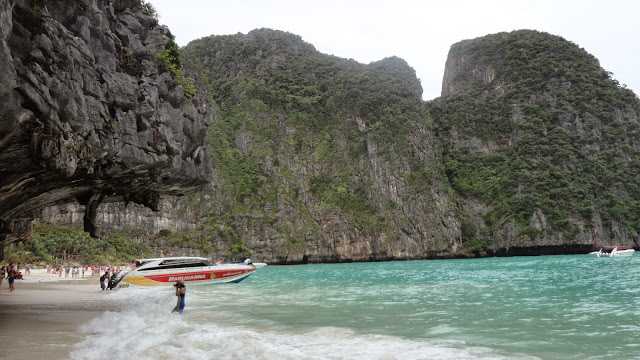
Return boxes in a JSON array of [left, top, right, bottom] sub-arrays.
[[0, 271, 121, 359]]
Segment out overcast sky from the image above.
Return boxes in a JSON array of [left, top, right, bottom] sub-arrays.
[[148, 0, 639, 101]]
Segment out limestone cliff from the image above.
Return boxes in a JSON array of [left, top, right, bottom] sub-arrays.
[[38, 30, 463, 263], [172, 30, 463, 263], [33, 29, 640, 263], [434, 30, 640, 254], [0, 0, 212, 255]]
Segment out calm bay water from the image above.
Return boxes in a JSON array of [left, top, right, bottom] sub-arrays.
[[72, 255, 640, 359]]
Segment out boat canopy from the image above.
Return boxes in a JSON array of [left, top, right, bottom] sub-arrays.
[[599, 246, 630, 253], [134, 257, 212, 269], [136, 256, 209, 262]]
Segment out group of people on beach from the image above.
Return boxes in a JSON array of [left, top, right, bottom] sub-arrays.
[[2, 261, 189, 313], [0, 262, 132, 293], [0, 263, 20, 291], [47, 264, 88, 278], [47, 264, 118, 278], [2, 259, 189, 314]]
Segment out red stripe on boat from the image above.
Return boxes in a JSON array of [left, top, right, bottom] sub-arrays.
[[143, 269, 255, 283]]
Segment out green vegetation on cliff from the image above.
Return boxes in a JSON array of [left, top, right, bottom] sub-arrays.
[[182, 29, 428, 236], [433, 30, 640, 244], [184, 30, 422, 133], [176, 28, 640, 258], [157, 33, 197, 99]]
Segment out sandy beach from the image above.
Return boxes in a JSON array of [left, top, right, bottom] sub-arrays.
[[0, 269, 122, 359]]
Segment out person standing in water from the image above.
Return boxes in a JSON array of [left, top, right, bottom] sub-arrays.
[[172, 280, 186, 314], [99, 271, 109, 290]]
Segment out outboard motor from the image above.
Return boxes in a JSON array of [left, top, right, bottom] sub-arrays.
[[108, 268, 133, 289], [107, 271, 123, 290]]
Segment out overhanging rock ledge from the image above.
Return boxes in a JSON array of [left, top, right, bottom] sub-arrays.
[[0, 0, 213, 255]]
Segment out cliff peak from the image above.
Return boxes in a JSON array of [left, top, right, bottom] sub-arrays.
[[441, 29, 603, 97]]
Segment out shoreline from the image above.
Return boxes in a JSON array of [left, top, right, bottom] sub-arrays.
[[0, 270, 122, 359]]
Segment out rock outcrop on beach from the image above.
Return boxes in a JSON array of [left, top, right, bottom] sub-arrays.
[[0, 0, 212, 257], [30, 27, 640, 263]]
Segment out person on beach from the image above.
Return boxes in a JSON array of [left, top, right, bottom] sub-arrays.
[[0, 264, 5, 288], [172, 280, 186, 314], [7, 265, 16, 291], [100, 272, 109, 290]]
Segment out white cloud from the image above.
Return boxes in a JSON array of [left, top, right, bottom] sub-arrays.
[[148, 0, 639, 100]]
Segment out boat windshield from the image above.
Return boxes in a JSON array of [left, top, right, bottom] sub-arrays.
[[600, 246, 628, 253], [138, 259, 214, 271]]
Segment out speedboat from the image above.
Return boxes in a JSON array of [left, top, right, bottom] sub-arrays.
[[596, 246, 635, 257], [110, 257, 264, 289]]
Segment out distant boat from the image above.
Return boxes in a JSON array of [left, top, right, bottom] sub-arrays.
[[109, 257, 265, 289], [595, 246, 635, 257]]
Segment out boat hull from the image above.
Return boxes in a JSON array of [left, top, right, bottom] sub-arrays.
[[596, 249, 635, 257], [116, 266, 257, 288]]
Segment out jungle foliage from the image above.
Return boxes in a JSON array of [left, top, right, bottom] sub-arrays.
[[183, 30, 422, 133], [3, 224, 152, 265]]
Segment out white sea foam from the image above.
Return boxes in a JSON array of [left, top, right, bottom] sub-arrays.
[[71, 317, 512, 360], [70, 287, 515, 360]]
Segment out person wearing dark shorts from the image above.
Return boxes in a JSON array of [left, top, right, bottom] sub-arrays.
[[100, 272, 108, 290], [172, 280, 186, 314], [7, 265, 16, 292]]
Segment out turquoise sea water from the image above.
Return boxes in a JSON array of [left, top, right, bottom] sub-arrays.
[[72, 255, 640, 359]]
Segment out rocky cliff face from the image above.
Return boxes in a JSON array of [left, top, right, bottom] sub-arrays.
[[36, 198, 199, 234], [170, 31, 465, 263], [434, 30, 640, 253], [0, 0, 212, 255], [34, 29, 640, 263], [39, 30, 463, 263]]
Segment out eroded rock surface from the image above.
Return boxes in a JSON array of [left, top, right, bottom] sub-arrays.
[[0, 0, 212, 251]]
